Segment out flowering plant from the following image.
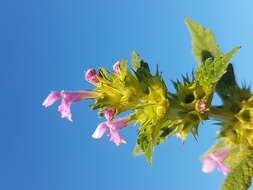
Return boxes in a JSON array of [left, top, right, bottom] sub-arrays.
[[43, 18, 253, 190]]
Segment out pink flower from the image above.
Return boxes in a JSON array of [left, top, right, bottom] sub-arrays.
[[113, 61, 120, 74], [92, 117, 129, 146], [43, 90, 97, 121], [202, 147, 230, 175], [85, 69, 99, 83], [104, 109, 116, 121], [197, 101, 207, 112], [42, 92, 62, 107]]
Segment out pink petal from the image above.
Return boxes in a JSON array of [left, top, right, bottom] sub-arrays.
[[42, 92, 61, 107], [92, 117, 129, 146], [202, 147, 230, 175], [92, 122, 108, 139], [85, 69, 99, 83], [107, 117, 129, 146], [113, 61, 120, 74], [212, 147, 230, 162], [108, 129, 126, 146], [109, 117, 129, 130], [58, 99, 72, 121], [104, 109, 116, 121], [58, 91, 95, 121], [61, 91, 97, 103], [217, 162, 229, 176], [202, 156, 216, 173], [43, 90, 97, 121]]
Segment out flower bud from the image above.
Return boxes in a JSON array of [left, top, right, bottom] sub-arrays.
[[113, 61, 120, 74], [85, 69, 99, 83], [104, 109, 116, 121]]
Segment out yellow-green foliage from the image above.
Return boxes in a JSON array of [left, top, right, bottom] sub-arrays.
[[185, 17, 223, 63], [168, 77, 208, 140], [219, 96, 253, 147], [131, 52, 170, 163], [91, 59, 146, 115], [88, 18, 253, 190], [222, 152, 253, 190]]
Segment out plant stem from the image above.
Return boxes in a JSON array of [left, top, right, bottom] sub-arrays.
[[209, 106, 235, 121]]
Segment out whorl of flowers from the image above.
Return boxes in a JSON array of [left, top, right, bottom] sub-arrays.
[[43, 18, 253, 190]]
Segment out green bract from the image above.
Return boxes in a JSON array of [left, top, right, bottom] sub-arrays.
[[88, 18, 241, 166], [45, 17, 253, 190], [91, 17, 253, 190]]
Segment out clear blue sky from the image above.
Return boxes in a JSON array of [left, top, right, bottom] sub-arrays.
[[1, 1, 253, 190]]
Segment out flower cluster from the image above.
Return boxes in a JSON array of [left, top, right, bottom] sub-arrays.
[[43, 18, 253, 190], [43, 63, 133, 146], [43, 53, 171, 151]]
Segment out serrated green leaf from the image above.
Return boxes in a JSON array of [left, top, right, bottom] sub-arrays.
[[185, 17, 223, 63], [216, 63, 251, 107], [195, 47, 240, 94], [221, 151, 253, 190], [145, 143, 153, 164], [132, 51, 151, 76], [132, 51, 152, 94], [134, 120, 171, 163], [225, 146, 250, 169], [133, 144, 144, 156], [156, 126, 174, 145], [216, 63, 238, 98], [132, 51, 141, 69], [118, 59, 129, 77], [135, 125, 154, 164], [134, 124, 173, 157]]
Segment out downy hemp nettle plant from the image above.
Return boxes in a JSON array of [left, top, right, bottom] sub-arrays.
[[43, 18, 253, 190]]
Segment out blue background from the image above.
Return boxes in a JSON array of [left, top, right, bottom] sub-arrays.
[[1, 1, 253, 190]]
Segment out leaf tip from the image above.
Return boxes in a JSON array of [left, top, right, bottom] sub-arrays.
[[184, 17, 192, 24]]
